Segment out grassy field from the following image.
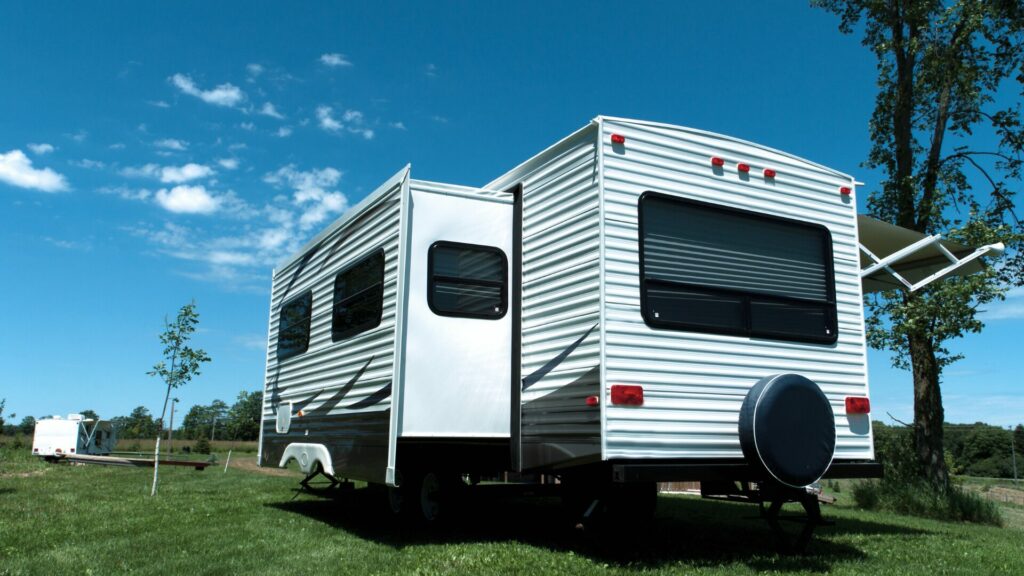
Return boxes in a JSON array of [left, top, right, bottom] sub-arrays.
[[2, 447, 1023, 576]]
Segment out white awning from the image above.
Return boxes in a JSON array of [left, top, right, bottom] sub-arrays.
[[858, 215, 1004, 293]]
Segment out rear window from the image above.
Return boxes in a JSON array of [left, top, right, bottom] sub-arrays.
[[638, 192, 837, 344], [277, 291, 313, 360], [428, 241, 507, 319]]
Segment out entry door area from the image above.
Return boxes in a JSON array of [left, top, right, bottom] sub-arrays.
[[400, 187, 513, 438]]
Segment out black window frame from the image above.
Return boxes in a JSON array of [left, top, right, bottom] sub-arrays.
[[427, 240, 509, 320], [638, 191, 838, 345], [331, 248, 385, 342], [276, 290, 313, 361]]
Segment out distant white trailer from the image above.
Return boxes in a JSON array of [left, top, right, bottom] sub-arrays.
[[32, 414, 117, 459], [259, 117, 1000, 531]]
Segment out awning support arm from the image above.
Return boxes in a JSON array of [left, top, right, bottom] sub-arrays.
[[860, 234, 1005, 292]]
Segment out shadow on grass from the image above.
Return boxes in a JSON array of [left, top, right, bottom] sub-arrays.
[[267, 487, 930, 572], [0, 488, 15, 496]]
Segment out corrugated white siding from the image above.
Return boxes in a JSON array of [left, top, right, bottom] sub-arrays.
[[599, 118, 873, 462], [261, 178, 403, 449], [489, 126, 603, 469]]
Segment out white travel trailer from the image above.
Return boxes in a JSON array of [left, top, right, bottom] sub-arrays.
[[260, 117, 1000, 531], [32, 414, 117, 459]]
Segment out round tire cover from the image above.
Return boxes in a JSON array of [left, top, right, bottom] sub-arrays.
[[738, 374, 835, 488]]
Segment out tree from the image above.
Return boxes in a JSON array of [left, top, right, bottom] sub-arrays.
[[208, 399, 228, 440], [816, 0, 1024, 489], [0, 398, 5, 431], [147, 301, 211, 496], [181, 404, 211, 440], [1015, 424, 1024, 453], [113, 406, 158, 439], [18, 416, 37, 436], [80, 409, 100, 421], [225, 391, 263, 441]]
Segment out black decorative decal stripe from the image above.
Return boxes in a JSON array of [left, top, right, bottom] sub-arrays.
[[521, 323, 598, 391], [347, 382, 392, 410], [292, 356, 375, 416]]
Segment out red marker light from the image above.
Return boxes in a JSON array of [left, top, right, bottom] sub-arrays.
[[610, 385, 644, 406], [737, 163, 750, 173], [585, 395, 599, 407], [710, 156, 725, 167], [840, 186, 852, 196], [610, 133, 626, 144], [763, 168, 777, 178], [845, 397, 871, 414]]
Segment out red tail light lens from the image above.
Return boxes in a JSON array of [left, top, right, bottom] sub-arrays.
[[585, 395, 599, 407], [737, 163, 750, 173], [845, 397, 871, 414], [840, 186, 852, 195], [610, 134, 626, 144], [763, 168, 777, 178], [610, 385, 644, 406], [710, 156, 725, 167]]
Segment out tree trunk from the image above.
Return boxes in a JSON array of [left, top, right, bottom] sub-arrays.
[[908, 330, 949, 490]]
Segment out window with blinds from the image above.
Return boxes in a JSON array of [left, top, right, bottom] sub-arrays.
[[639, 192, 837, 344], [332, 249, 385, 342], [428, 241, 507, 319], [277, 291, 313, 360]]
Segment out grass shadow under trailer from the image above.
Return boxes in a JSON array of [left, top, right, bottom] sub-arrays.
[[258, 117, 1001, 551]]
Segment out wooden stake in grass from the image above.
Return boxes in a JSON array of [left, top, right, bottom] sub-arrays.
[[148, 301, 211, 497]]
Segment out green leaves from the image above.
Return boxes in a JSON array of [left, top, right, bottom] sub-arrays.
[[148, 301, 211, 391]]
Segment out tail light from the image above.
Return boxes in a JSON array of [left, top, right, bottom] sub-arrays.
[[610, 134, 626, 144], [737, 163, 750, 173], [845, 397, 871, 414], [585, 395, 599, 407], [763, 168, 777, 178], [710, 156, 725, 167], [839, 186, 852, 196], [610, 385, 644, 406]]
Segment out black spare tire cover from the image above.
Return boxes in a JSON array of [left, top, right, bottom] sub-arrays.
[[738, 374, 835, 488]]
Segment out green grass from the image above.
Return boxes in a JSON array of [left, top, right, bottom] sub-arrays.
[[2, 446, 1023, 576]]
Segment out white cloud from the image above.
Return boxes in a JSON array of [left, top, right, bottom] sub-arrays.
[[218, 158, 239, 170], [320, 53, 352, 67], [98, 186, 152, 201], [109, 143, 126, 150], [389, 121, 407, 130], [170, 73, 245, 107], [28, 143, 55, 155], [246, 63, 264, 78], [120, 162, 215, 184], [316, 106, 343, 132], [240, 122, 255, 131], [154, 138, 188, 151], [0, 149, 70, 192], [316, 105, 374, 139], [424, 63, 438, 77], [160, 163, 214, 184], [149, 100, 170, 108], [980, 287, 1024, 321], [264, 164, 348, 230], [70, 159, 105, 169], [259, 102, 285, 119], [155, 185, 219, 214], [276, 127, 293, 138], [66, 130, 87, 142]]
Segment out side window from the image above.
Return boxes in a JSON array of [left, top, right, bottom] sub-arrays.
[[277, 291, 313, 360], [332, 249, 385, 341], [428, 241, 507, 319]]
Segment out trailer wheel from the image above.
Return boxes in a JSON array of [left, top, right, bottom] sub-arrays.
[[419, 471, 443, 522]]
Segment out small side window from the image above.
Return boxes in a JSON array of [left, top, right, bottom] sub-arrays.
[[277, 291, 313, 361], [428, 241, 507, 319], [332, 249, 385, 341]]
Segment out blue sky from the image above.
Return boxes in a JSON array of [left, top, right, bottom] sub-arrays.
[[1, 2, 1020, 427]]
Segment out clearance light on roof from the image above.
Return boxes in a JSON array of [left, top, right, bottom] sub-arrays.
[[585, 395, 600, 407], [737, 163, 751, 173], [610, 384, 644, 406], [710, 156, 725, 167], [763, 168, 777, 179], [840, 186, 852, 196], [846, 397, 871, 414], [610, 133, 626, 144]]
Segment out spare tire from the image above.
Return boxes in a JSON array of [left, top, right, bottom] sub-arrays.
[[738, 374, 835, 488]]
